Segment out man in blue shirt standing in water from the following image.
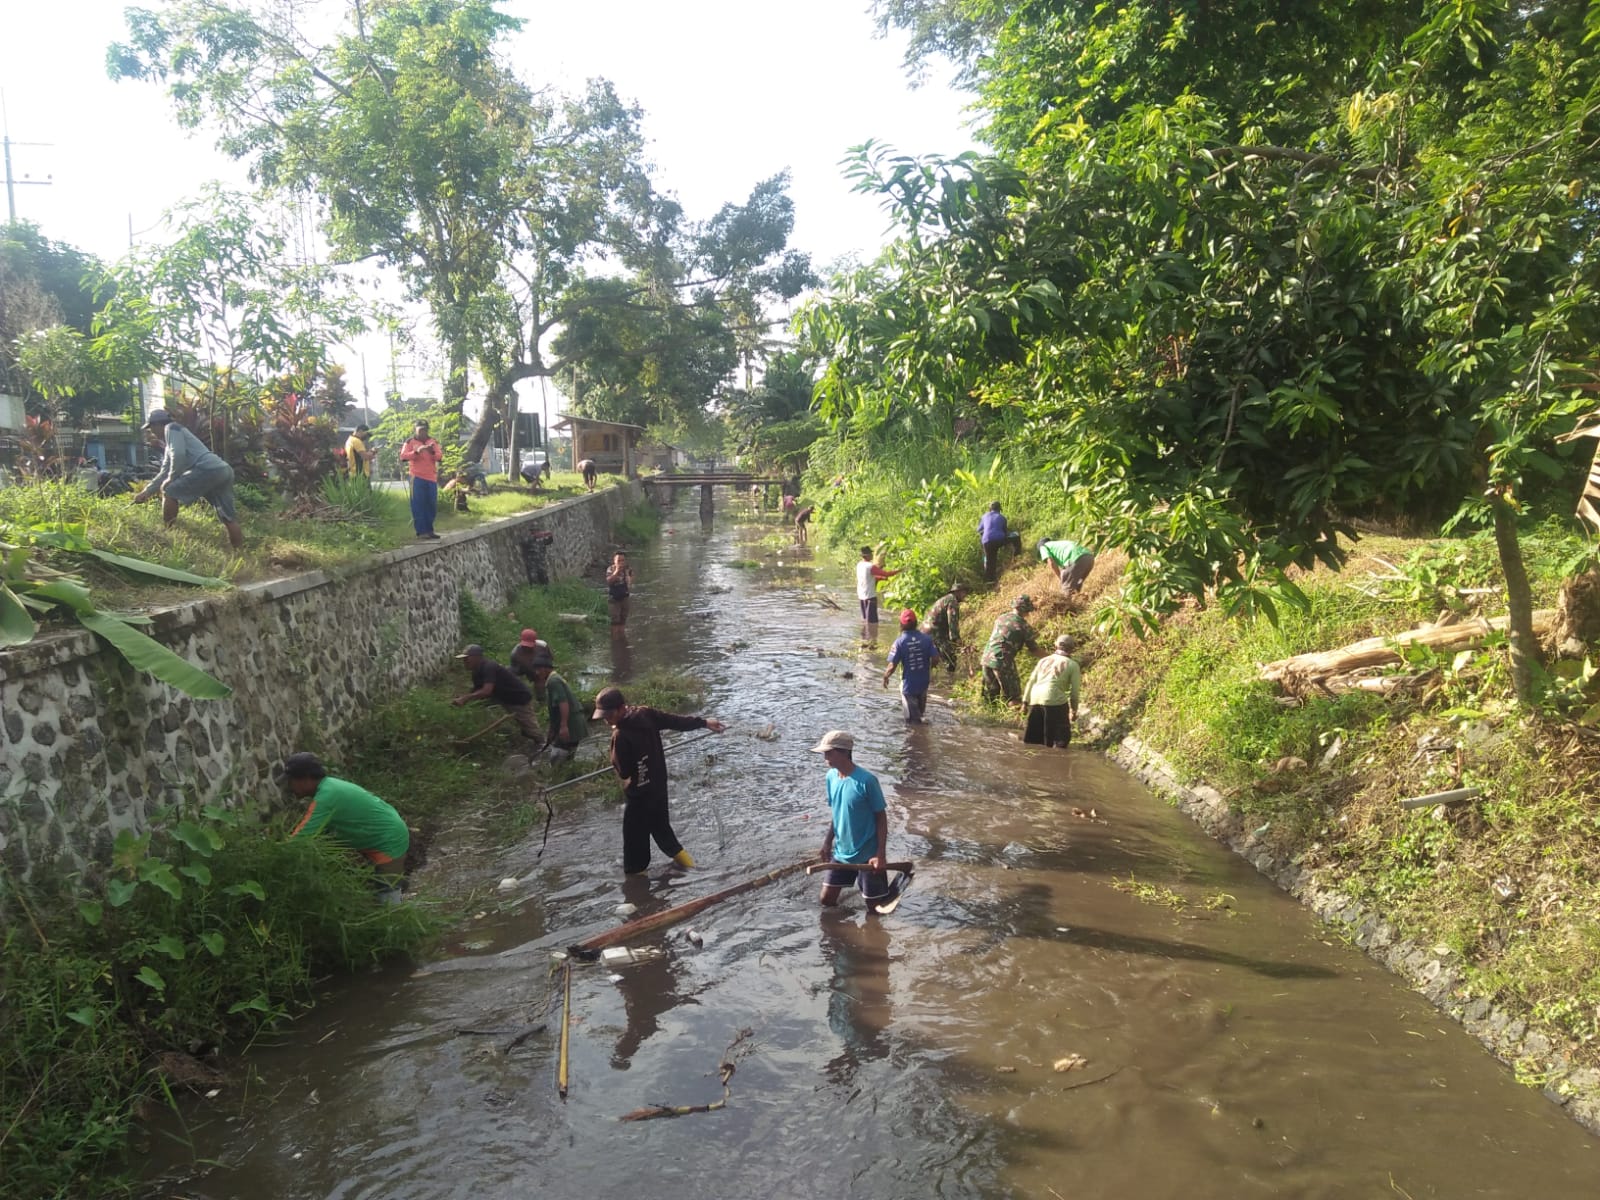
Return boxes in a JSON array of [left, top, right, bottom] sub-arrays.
[[883, 607, 940, 723], [812, 730, 890, 909]]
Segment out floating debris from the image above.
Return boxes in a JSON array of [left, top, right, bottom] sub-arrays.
[[498, 877, 520, 892], [614, 903, 638, 916], [1053, 1054, 1088, 1073]]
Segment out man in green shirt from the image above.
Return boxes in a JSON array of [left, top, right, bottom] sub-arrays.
[[526, 650, 588, 762], [980, 594, 1042, 705], [1037, 538, 1097, 595], [284, 753, 410, 900], [925, 582, 969, 674]]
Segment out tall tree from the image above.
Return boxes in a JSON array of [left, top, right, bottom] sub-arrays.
[[1, 224, 128, 425], [111, 0, 534, 409]]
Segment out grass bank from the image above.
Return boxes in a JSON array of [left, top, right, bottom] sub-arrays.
[[808, 444, 1600, 1074], [0, 472, 612, 608]]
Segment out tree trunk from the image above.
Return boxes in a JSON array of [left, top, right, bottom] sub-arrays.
[[1490, 493, 1538, 703], [463, 382, 508, 466], [444, 338, 470, 414]]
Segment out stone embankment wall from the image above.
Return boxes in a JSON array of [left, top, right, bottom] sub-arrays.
[[0, 485, 639, 878], [1110, 733, 1600, 1136]]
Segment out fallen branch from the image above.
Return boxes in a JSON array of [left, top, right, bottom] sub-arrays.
[[569, 859, 815, 955], [1398, 786, 1482, 811], [617, 1028, 753, 1122], [1262, 610, 1554, 683], [1058, 1066, 1124, 1093]]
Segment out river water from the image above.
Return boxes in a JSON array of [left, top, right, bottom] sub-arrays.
[[144, 500, 1598, 1199]]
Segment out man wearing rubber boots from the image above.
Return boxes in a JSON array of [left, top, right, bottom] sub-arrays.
[[594, 686, 725, 875]]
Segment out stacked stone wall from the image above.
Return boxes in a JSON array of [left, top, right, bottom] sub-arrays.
[[0, 485, 639, 877]]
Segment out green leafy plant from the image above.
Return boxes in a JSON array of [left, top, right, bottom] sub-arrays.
[[0, 537, 229, 696]]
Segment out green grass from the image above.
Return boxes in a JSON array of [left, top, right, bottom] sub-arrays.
[[0, 476, 621, 609]]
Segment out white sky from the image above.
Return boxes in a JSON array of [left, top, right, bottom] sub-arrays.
[[0, 0, 977, 414]]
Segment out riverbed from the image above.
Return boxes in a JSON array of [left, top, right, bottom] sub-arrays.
[[144, 501, 1598, 1198]]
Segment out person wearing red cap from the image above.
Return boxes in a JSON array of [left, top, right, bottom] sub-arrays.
[[882, 608, 940, 723], [508, 627, 553, 700]]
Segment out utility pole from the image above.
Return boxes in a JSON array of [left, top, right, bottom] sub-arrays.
[[1, 93, 51, 223]]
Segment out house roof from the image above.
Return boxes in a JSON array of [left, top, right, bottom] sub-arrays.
[[551, 416, 646, 433]]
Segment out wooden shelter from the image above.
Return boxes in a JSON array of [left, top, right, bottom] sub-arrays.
[[551, 416, 643, 477]]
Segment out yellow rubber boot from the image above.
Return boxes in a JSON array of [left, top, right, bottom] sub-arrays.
[[672, 849, 696, 869]]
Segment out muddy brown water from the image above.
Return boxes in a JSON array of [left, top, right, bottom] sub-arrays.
[[143, 503, 1598, 1199]]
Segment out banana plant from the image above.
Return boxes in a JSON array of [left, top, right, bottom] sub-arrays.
[[0, 533, 231, 699]]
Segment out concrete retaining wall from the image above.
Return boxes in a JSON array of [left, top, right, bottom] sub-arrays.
[[0, 485, 639, 878]]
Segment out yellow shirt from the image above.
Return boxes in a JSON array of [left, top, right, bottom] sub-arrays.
[[345, 434, 371, 477], [1024, 653, 1081, 708]]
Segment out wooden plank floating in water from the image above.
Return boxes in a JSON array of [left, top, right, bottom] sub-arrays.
[[569, 859, 817, 954]]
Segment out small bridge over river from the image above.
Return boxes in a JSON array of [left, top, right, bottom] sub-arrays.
[[639, 472, 794, 517]]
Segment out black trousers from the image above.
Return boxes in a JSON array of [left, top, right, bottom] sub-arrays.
[[1024, 703, 1072, 748], [622, 785, 682, 873], [983, 533, 1023, 580]]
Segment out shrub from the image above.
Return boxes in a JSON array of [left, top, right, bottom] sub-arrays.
[[0, 806, 434, 1198]]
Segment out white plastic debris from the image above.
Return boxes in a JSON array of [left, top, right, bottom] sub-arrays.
[[497, 877, 519, 892], [600, 945, 662, 965], [614, 902, 638, 916]]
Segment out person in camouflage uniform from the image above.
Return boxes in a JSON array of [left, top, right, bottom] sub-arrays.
[[980, 594, 1041, 704], [925, 582, 970, 674]]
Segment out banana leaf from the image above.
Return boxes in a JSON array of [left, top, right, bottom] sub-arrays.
[[24, 526, 225, 587], [0, 584, 35, 646], [75, 611, 233, 700], [30, 579, 96, 614], [85, 548, 226, 588]]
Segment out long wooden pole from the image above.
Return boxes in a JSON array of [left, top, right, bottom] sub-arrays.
[[571, 858, 816, 954], [557, 959, 572, 1100]]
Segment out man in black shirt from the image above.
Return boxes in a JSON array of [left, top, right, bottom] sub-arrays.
[[593, 686, 725, 875], [451, 644, 542, 745]]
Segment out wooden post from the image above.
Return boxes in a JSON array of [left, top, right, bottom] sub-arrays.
[[700, 482, 713, 520]]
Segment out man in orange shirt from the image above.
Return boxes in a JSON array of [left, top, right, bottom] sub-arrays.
[[399, 420, 443, 540]]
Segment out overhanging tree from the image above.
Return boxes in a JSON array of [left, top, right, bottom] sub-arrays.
[[809, 0, 1600, 705]]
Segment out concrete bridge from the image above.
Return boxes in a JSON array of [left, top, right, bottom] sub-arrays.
[[639, 471, 794, 518]]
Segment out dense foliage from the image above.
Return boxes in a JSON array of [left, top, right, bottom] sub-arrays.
[[809, 0, 1600, 697]]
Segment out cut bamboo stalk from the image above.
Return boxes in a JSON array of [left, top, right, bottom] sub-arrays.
[[1398, 786, 1482, 811], [1262, 610, 1554, 682], [557, 960, 572, 1100]]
